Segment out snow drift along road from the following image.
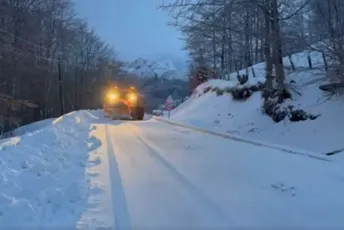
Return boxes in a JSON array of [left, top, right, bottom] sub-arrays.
[[0, 110, 101, 229]]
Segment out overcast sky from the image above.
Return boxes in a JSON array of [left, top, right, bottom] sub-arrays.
[[73, 0, 187, 61]]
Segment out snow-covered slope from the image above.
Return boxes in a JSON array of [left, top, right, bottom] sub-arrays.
[[166, 50, 344, 157], [125, 58, 187, 80]]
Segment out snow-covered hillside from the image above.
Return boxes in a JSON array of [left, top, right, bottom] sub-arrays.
[[165, 50, 344, 158], [125, 58, 187, 80]]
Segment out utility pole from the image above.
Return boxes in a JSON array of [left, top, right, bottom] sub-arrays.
[[58, 55, 64, 115]]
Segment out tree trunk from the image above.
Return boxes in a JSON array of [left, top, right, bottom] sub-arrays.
[[270, 0, 285, 92], [263, 1, 273, 90]]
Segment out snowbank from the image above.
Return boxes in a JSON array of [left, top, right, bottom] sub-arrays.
[[12, 118, 55, 136], [167, 50, 344, 156], [0, 110, 101, 229], [8, 109, 105, 137]]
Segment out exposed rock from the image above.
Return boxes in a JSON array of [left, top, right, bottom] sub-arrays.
[[231, 87, 252, 101], [262, 97, 320, 123]]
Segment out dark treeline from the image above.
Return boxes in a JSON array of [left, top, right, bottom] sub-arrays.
[[0, 0, 122, 134]]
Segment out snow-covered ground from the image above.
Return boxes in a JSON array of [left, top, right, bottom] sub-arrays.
[[165, 50, 344, 157], [1, 109, 344, 229], [1, 49, 344, 229], [0, 110, 102, 229], [12, 118, 55, 136]]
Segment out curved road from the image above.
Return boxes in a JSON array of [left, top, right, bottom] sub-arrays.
[[83, 118, 344, 229]]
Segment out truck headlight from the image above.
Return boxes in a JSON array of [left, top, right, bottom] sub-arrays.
[[127, 92, 137, 103], [107, 92, 119, 102]]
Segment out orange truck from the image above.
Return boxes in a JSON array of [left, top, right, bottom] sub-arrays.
[[103, 85, 145, 120]]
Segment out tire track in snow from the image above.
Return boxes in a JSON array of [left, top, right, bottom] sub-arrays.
[[105, 125, 132, 230], [127, 123, 230, 226]]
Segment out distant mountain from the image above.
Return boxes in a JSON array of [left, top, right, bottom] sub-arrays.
[[148, 53, 188, 70], [118, 57, 189, 112], [124, 58, 188, 81]]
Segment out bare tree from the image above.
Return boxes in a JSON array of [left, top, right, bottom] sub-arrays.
[[159, 0, 309, 97], [307, 0, 344, 82]]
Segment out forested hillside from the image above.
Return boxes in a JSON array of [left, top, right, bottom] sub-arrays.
[[160, 0, 342, 93]]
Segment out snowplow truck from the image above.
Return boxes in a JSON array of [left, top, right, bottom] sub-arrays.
[[103, 85, 145, 120]]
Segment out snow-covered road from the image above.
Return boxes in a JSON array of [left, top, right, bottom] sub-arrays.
[[80, 117, 344, 229]]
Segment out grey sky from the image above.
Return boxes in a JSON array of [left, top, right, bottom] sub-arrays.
[[73, 0, 187, 61]]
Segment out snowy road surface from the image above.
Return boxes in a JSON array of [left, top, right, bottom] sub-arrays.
[[78, 116, 344, 229]]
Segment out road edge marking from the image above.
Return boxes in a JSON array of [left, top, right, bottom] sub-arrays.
[[152, 116, 331, 162]]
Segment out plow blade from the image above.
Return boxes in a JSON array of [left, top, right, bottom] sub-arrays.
[[104, 102, 131, 120]]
